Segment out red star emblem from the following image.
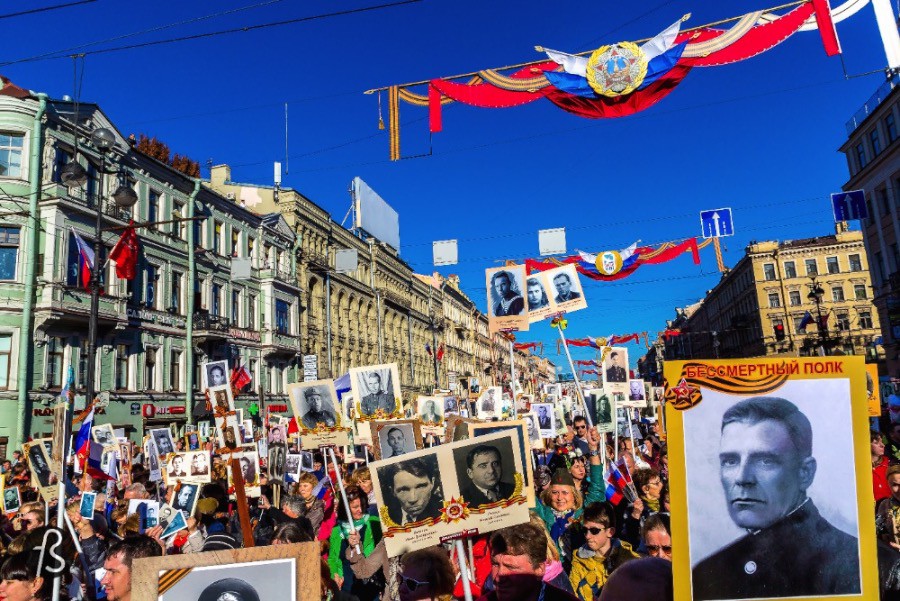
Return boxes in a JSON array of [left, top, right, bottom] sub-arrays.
[[672, 378, 694, 405]]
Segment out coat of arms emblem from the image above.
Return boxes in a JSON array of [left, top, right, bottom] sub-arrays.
[[586, 41, 648, 97]]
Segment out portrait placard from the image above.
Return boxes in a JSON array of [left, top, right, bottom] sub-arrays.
[[284, 453, 302, 482], [1, 475, 20, 514], [520, 413, 544, 450], [475, 386, 502, 420], [287, 380, 349, 448], [444, 416, 481, 443], [228, 451, 261, 495], [79, 491, 95, 519], [164, 451, 211, 485], [416, 396, 445, 437], [469, 420, 535, 506], [209, 385, 242, 455], [51, 403, 68, 467], [170, 481, 200, 517], [350, 363, 402, 421], [371, 419, 423, 460], [150, 428, 177, 457], [485, 265, 529, 334], [664, 357, 877, 601], [628, 378, 646, 402], [131, 542, 320, 601], [369, 430, 529, 557], [602, 347, 629, 395], [527, 264, 587, 323], [530, 403, 556, 438], [91, 423, 116, 446], [23, 439, 54, 491], [201, 360, 229, 390], [144, 437, 163, 482]]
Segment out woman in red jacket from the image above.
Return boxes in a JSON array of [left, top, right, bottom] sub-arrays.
[[873, 430, 890, 504]]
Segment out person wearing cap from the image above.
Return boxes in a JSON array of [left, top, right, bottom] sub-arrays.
[[533, 426, 604, 561], [301, 386, 337, 428], [198, 578, 260, 601], [568, 502, 640, 600]]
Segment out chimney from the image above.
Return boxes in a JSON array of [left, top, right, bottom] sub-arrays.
[[210, 164, 231, 186]]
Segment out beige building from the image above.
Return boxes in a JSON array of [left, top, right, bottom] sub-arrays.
[[659, 227, 882, 360], [205, 165, 553, 399], [840, 75, 900, 375]]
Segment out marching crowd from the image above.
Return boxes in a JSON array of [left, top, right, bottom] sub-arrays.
[[0, 389, 895, 601]]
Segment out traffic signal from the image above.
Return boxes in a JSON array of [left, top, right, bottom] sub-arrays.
[[774, 324, 785, 341]]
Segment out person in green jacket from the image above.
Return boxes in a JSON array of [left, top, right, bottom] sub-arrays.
[[533, 427, 604, 563], [327, 485, 382, 592]]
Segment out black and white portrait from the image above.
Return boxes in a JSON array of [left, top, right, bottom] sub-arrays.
[[145, 438, 162, 481], [26, 443, 52, 487], [172, 482, 199, 516], [284, 453, 302, 482], [158, 557, 297, 601], [550, 269, 582, 304], [198, 421, 211, 439], [418, 397, 444, 426], [3, 486, 20, 513], [289, 381, 339, 430], [235, 452, 260, 488], [376, 422, 418, 459], [151, 428, 176, 457], [489, 269, 525, 317], [189, 451, 210, 478], [351, 364, 400, 418], [526, 277, 549, 312], [594, 394, 614, 434], [157, 503, 178, 531], [300, 451, 314, 472], [241, 419, 254, 443], [267, 445, 286, 484], [523, 414, 539, 443], [628, 379, 645, 401], [203, 360, 229, 390], [167, 453, 189, 479], [161, 509, 188, 540], [686, 380, 861, 600], [267, 424, 287, 445], [444, 397, 459, 414], [91, 424, 116, 446], [531, 403, 555, 438], [377, 455, 444, 526], [470, 422, 530, 491], [477, 387, 501, 419], [453, 437, 517, 508], [603, 348, 628, 389]]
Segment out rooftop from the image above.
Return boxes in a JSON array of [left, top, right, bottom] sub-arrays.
[[846, 72, 900, 135]]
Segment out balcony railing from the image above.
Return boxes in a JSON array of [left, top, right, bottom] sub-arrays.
[[193, 313, 230, 332], [846, 73, 900, 134]]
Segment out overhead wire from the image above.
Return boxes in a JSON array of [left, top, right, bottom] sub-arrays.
[[0, 0, 97, 21]]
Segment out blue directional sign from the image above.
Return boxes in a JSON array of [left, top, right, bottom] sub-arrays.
[[700, 208, 734, 239], [831, 190, 867, 221]]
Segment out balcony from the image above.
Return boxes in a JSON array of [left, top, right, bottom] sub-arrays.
[[846, 73, 900, 134], [193, 313, 230, 341], [259, 264, 294, 284], [262, 329, 302, 357]]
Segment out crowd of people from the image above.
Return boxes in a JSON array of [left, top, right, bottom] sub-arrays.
[[0, 385, 895, 601]]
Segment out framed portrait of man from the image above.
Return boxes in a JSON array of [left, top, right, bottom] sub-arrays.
[[417, 396, 444, 426], [150, 428, 177, 458], [24, 439, 54, 489], [201, 360, 229, 390], [475, 386, 502, 420], [485, 265, 529, 334], [170, 481, 200, 517], [372, 419, 423, 460], [602, 347, 629, 395], [209, 384, 235, 415], [628, 379, 646, 402], [144, 437, 162, 482], [665, 357, 877, 601], [284, 453, 302, 483], [268, 424, 287, 445], [443, 396, 460, 416], [1, 476, 20, 514], [230, 451, 260, 491], [91, 423, 116, 446], [288, 381, 349, 448], [530, 403, 556, 438], [350, 363, 402, 420], [469, 420, 535, 506]]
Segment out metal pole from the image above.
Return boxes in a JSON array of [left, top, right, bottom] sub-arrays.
[[85, 155, 105, 404], [555, 324, 593, 428], [455, 539, 474, 601], [431, 321, 439, 389], [327, 447, 360, 553], [185, 179, 201, 425], [508, 339, 516, 401]]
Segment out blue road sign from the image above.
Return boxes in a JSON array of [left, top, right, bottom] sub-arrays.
[[700, 208, 734, 238], [831, 190, 867, 221]]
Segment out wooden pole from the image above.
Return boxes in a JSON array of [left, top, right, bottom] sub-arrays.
[[229, 457, 255, 548]]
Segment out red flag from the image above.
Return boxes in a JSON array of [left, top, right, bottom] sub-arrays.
[[231, 364, 252, 391], [109, 222, 139, 280], [436, 343, 444, 362], [812, 0, 841, 56]]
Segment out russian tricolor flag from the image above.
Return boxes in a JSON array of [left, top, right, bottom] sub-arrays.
[[73, 407, 93, 474], [71, 228, 94, 291]]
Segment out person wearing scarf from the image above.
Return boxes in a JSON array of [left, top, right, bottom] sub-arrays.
[[620, 468, 662, 548]]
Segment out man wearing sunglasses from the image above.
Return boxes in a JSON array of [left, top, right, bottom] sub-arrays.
[[572, 416, 590, 456], [568, 502, 639, 600]]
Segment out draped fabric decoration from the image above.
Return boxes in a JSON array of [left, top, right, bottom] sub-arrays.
[[526, 237, 711, 282], [566, 337, 604, 349], [608, 333, 641, 345], [514, 342, 544, 353], [574, 359, 601, 367], [663, 329, 682, 340], [580, 369, 601, 376], [375, 0, 852, 160]]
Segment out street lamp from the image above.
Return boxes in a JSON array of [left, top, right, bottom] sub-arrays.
[[807, 277, 828, 355], [77, 128, 138, 403]]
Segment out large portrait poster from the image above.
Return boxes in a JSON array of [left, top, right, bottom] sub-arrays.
[[601, 347, 629, 395], [664, 357, 877, 601], [526, 263, 588, 323], [486, 265, 529, 334], [288, 380, 349, 448], [350, 363, 402, 421], [369, 430, 529, 557]]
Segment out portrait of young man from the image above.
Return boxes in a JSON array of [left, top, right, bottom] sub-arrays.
[[205, 361, 228, 389], [552, 271, 581, 303], [605, 351, 627, 383], [358, 369, 396, 416], [299, 385, 337, 429], [490, 270, 525, 317], [379, 425, 414, 459], [380, 456, 443, 526]]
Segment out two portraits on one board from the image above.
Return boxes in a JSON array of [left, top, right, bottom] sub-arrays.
[[663, 357, 877, 601], [368, 429, 529, 558], [524, 263, 588, 323]]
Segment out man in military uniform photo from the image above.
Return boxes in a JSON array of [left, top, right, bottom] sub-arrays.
[[691, 396, 860, 600], [605, 352, 627, 383], [360, 371, 395, 416], [300, 386, 337, 429]]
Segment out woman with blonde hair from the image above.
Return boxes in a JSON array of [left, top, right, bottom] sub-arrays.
[[292, 471, 325, 532], [351, 467, 376, 509]]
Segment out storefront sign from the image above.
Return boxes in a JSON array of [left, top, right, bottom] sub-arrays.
[[229, 327, 261, 342], [127, 307, 187, 329], [142, 404, 186, 418], [267, 404, 289, 413], [33, 406, 105, 417], [131, 402, 141, 416]]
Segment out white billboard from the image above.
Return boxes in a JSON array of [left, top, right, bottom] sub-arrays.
[[352, 177, 400, 252]]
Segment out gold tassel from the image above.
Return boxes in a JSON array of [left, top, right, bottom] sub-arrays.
[[377, 91, 385, 130]]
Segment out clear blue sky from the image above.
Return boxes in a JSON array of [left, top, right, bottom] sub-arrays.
[[2, 0, 890, 368]]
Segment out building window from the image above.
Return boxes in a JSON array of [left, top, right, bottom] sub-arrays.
[[145, 265, 157, 308], [772, 318, 784, 335], [832, 286, 844, 302], [213, 221, 222, 254], [231, 230, 239, 257], [793, 316, 806, 333], [170, 349, 181, 392], [172, 200, 185, 239], [848, 254, 862, 272], [148, 190, 159, 225], [826, 256, 839, 274], [881, 188, 891, 216], [859, 310, 873, 329], [249, 359, 257, 388], [144, 348, 156, 391], [171, 271, 182, 314], [0, 334, 11, 390], [212, 283, 221, 316], [115, 345, 129, 390], [77, 343, 87, 390], [789, 290, 801, 306], [763, 263, 776, 281], [0, 226, 20, 281], [805, 259, 817, 276], [248, 237, 256, 265], [276, 299, 290, 334], [783, 261, 796, 279], [248, 294, 257, 329], [47, 337, 64, 388], [854, 284, 867, 300], [52, 147, 74, 183], [193, 218, 204, 249], [0, 133, 24, 178], [232, 289, 240, 325], [768, 292, 781, 308], [887, 113, 898, 143], [836, 312, 851, 331], [871, 128, 882, 156], [855, 142, 867, 169]]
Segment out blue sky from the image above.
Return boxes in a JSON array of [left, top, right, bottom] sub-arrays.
[[2, 0, 891, 368]]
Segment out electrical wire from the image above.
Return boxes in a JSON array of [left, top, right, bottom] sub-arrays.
[[0, 0, 97, 21]]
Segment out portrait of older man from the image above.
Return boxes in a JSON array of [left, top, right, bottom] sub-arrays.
[[691, 396, 860, 600], [359, 371, 395, 416], [420, 398, 442, 425], [300, 386, 337, 429], [459, 444, 515, 507], [382, 457, 443, 525]]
